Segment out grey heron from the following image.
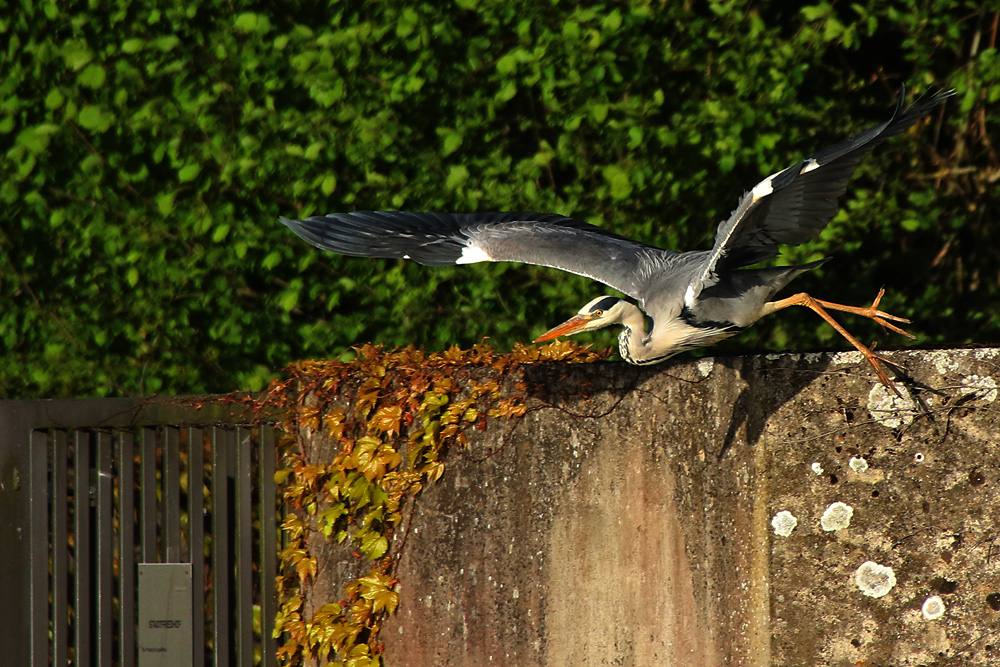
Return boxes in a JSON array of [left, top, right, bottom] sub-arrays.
[[281, 87, 952, 393]]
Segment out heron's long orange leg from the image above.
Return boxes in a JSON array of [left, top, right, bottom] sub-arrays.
[[766, 289, 914, 395]]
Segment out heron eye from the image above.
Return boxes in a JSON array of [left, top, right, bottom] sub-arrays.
[[593, 310, 603, 317]]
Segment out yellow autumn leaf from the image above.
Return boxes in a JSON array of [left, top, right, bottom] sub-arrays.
[[369, 404, 402, 435]]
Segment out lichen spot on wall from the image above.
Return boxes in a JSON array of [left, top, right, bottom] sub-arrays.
[[855, 561, 896, 598], [771, 511, 798, 537], [922, 595, 945, 620], [821, 502, 854, 532], [849, 456, 869, 473]]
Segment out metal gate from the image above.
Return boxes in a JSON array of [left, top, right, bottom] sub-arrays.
[[0, 396, 282, 666]]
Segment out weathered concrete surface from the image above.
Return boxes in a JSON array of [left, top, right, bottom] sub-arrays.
[[366, 347, 1000, 666]]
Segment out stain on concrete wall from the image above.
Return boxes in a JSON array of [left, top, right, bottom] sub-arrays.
[[310, 348, 999, 666]]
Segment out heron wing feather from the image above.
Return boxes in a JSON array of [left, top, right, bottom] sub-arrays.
[[280, 211, 675, 300], [693, 87, 953, 292]]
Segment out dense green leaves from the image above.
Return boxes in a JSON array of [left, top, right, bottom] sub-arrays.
[[1, 1, 996, 397]]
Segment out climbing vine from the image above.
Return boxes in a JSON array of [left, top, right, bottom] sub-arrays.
[[267, 341, 608, 666]]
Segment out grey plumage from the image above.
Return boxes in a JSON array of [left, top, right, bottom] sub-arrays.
[[280, 86, 952, 385], [280, 210, 660, 297]]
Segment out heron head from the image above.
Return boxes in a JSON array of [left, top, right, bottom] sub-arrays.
[[533, 296, 629, 342]]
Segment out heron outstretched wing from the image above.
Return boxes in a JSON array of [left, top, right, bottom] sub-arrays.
[[280, 211, 675, 300], [691, 86, 954, 295]]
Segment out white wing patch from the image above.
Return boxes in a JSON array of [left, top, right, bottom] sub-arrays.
[[684, 284, 697, 309], [750, 177, 774, 202], [455, 245, 494, 264], [801, 158, 820, 174]]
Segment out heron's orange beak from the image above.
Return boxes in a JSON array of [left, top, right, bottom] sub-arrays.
[[533, 314, 595, 342]]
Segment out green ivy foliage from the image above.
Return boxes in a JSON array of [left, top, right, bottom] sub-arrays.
[[1, 1, 996, 397]]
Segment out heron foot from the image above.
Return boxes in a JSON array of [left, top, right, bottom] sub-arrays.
[[812, 288, 916, 340], [767, 290, 913, 396], [858, 341, 906, 395]]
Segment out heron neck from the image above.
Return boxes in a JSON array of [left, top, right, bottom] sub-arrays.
[[616, 304, 653, 363]]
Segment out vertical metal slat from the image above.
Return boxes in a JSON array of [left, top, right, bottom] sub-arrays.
[[96, 432, 114, 667], [52, 430, 69, 667], [212, 427, 232, 667], [189, 427, 206, 667], [163, 427, 182, 563], [235, 428, 254, 666], [75, 430, 93, 667], [7, 401, 282, 667], [140, 428, 157, 563], [259, 426, 278, 667], [29, 430, 50, 666], [118, 431, 136, 667]]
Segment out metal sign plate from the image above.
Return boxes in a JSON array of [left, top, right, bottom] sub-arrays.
[[138, 563, 193, 666]]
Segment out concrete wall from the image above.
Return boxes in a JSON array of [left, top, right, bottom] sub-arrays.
[[334, 348, 1000, 665]]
